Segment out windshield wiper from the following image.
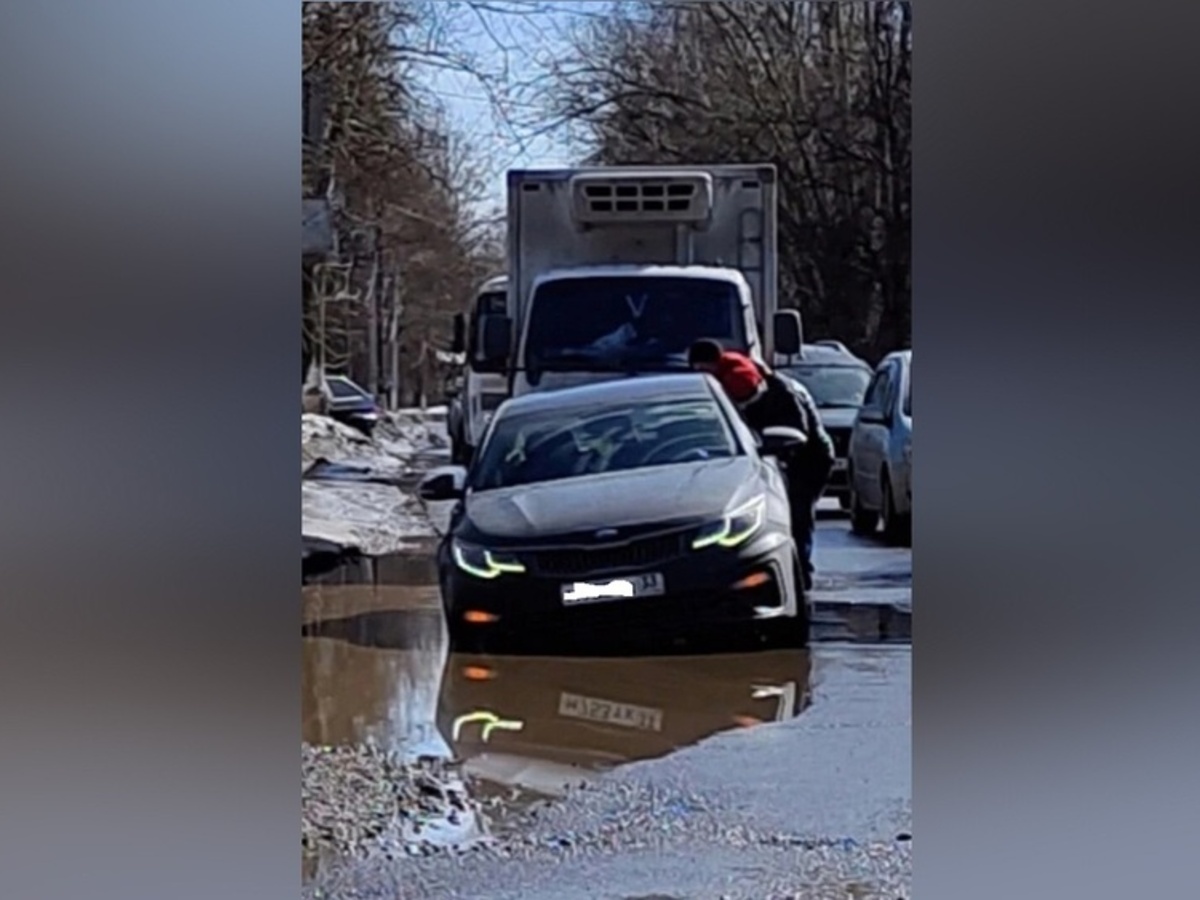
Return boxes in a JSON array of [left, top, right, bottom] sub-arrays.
[[617, 353, 689, 371], [536, 348, 689, 373], [534, 350, 626, 372]]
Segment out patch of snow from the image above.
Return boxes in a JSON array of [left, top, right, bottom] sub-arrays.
[[302, 410, 450, 555], [302, 481, 435, 556]]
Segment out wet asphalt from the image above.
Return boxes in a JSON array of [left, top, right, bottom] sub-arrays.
[[301, 497, 911, 899]]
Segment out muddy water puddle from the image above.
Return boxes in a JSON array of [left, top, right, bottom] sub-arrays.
[[301, 547, 911, 875]]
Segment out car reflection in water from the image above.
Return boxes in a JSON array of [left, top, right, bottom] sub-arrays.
[[435, 648, 813, 803]]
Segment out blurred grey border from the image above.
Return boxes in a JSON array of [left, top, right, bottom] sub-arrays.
[[918, 0, 1200, 897], [0, 1, 1198, 898], [0, 3, 298, 899]]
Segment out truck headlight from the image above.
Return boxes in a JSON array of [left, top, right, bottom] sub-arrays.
[[452, 540, 526, 579], [692, 496, 766, 550]]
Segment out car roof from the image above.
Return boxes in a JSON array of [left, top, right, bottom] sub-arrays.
[[780, 343, 871, 368], [880, 349, 912, 365], [498, 373, 717, 418]]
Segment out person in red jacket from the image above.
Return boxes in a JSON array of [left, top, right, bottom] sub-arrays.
[[688, 339, 835, 591]]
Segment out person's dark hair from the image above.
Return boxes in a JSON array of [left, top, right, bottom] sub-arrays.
[[687, 339, 723, 366]]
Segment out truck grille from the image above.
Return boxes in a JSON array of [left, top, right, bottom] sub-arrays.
[[533, 533, 686, 578], [570, 173, 712, 223]]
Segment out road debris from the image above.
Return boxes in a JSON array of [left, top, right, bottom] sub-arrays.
[[302, 744, 487, 861]]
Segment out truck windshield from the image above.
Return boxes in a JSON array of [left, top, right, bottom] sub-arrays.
[[524, 276, 747, 372]]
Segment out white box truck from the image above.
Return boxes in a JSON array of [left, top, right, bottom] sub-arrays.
[[479, 165, 801, 397]]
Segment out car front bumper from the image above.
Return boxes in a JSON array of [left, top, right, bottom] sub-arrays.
[[440, 534, 799, 641]]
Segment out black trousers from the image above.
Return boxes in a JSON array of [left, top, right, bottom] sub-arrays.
[[788, 489, 817, 590], [780, 454, 828, 591]]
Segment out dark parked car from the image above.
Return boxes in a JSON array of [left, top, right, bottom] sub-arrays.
[[325, 375, 382, 437], [777, 341, 874, 509], [418, 373, 812, 649]]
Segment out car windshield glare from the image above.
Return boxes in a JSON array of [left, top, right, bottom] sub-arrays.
[[471, 398, 739, 491]]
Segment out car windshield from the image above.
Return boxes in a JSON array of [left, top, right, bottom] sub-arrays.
[[524, 276, 747, 372], [779, 364, 871, 408], [471, 397, 740, 491]]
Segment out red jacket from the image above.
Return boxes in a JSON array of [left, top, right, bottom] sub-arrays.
[[713, 351, 765, 404]]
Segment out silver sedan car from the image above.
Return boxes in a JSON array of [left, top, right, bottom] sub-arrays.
[[847, 350, 911, 545]]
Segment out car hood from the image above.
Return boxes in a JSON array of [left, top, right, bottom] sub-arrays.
[[817, 407, 858, 430], [465, 457, 759, 542]]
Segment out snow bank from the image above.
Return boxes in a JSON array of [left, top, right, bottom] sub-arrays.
[[302, 411, 450, 555]]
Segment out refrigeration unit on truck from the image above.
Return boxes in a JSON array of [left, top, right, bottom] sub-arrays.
[[448, 274, 510, 464], [477, 165, 802, 399]]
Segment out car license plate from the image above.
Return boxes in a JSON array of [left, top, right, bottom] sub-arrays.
[[833, 458, 847, 471], [557, 691, 665, 732], [560, 572, 665, 606]]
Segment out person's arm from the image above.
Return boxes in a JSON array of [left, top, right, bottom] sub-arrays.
[[799, 387, 836, 470], [784, 379, 836, 495]]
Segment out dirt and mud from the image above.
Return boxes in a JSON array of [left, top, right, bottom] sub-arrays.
[[300, 412, 911, 899]]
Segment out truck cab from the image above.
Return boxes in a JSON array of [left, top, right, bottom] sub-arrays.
[[478, 166, 801, 397], [448, 275, 510, 465]]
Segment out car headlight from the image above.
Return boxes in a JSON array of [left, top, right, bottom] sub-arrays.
[[691, 495, 766, 550], [452, 539, 526, 579]]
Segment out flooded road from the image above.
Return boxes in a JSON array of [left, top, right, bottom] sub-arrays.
[[301, 503, 911, 898]]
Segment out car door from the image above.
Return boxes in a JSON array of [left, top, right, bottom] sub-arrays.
[[851, 362, 894, 508]]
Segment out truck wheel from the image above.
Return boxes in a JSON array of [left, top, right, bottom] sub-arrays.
[[881, 477, 912, 546], [849, 472, 879, 536]]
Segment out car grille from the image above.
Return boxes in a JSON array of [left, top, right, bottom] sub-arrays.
[[828, 427, 852, 457], [532, 532, 687, 578]]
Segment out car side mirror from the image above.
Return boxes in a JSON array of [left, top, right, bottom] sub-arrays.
[[773, 310, 803, 357], [480, 313, 511, 367], [418, 466, 467, 501], [451, 312, 466, 355], [759, 425, 807, 457]]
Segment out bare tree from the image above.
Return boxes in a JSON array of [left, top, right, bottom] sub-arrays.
[[302, 1, 511, 403], [532, 0, 911, 360]]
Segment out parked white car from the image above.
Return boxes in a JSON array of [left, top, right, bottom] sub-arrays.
[[847, 350, 911, 544]]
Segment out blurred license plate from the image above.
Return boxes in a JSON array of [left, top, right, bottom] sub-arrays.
[[560, 572, 665, 606], [558, 692, 664, 731]]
